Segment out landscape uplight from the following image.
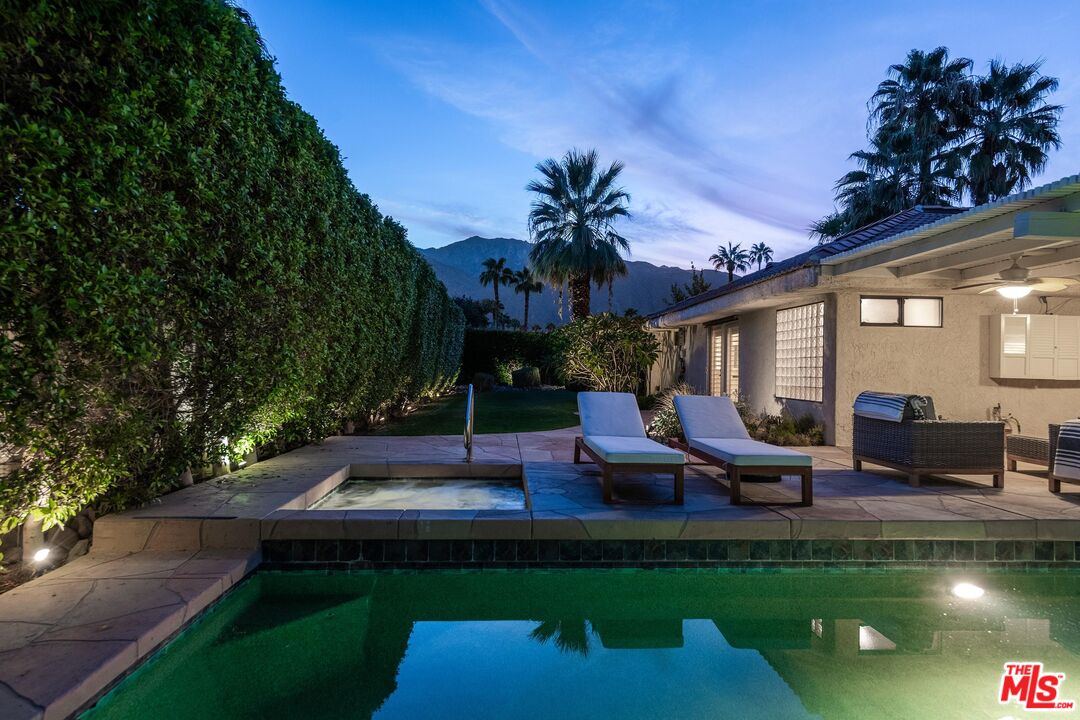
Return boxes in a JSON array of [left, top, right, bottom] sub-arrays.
[[32, 547, 51, 563], [952, 582, 985, 600]]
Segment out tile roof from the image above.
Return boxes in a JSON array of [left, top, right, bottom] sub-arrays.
[[649, 205, 968, 319]]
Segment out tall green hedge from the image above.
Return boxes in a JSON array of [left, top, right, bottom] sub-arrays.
[[0, 0, 463, 532]]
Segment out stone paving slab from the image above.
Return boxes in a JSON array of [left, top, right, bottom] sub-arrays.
[[89, 428, 1080, 547], [0, 548, 258, 720]]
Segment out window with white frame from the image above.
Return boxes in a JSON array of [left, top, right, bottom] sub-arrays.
[[775, 302, 824, 402], [860, 296, 942, 327]]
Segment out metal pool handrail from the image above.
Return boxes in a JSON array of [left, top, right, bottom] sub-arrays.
[[464, 384, 474, 463]]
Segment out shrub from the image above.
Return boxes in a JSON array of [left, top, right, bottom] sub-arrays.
[[554, 314, 659, 393], [647, 389, 825, 446], [459, 329, 563, 384], [512, 366, 541, 388], [747, 413, 824, 446], [0, 1, 463, 535], [646, 383, 695, 440], [493, 358, 519, 386], [734, 398, 825, 446]]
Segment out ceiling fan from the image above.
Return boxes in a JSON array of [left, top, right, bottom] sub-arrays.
[[952, 256, 1079, 298]]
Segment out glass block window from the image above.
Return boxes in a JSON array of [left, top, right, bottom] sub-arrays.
[[775, 302, 824, 401]]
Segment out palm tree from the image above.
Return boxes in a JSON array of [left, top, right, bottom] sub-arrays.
[[479, 257, 513, 327], [823, 136, 917, 236], [512, 267, 544, 329], [869, 46, 973, 206], [748, 242, 773, 271], [593, 255, 627, 313], [709, 242, 751, 283], [957, 59, 1062, 206], [527, 149, 631, 320], [529, 618, 594, 656]]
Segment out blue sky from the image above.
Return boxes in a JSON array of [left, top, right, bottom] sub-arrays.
[[240, 0, 1080, 267]]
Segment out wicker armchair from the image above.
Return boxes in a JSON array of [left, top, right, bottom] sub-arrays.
[[852, 413, 1005, 488]]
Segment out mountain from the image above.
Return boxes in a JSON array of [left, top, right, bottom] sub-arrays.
[[417, 236, 729, 327]]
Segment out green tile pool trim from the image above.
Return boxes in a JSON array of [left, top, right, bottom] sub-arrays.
[[262, 538, 1080, 570]]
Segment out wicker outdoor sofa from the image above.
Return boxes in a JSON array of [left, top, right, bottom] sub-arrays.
[[851, 392, 1006, 488]]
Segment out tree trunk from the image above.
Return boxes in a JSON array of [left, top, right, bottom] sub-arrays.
[[523, 292, 530, 329], [568, 273, 591, 320], [493, 285, 500, 327], [607, 278, 614, 313]]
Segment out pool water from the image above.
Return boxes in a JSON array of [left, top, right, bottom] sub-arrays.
[[311, 478, 526, 510], [82, 570, 1080, 719]]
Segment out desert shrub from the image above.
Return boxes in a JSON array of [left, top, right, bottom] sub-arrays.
[[747, 413, 824, 446], [0, 0, 463, 535], [735, 399, 825, 446], [646, 389, 824, 446], [511, 366, 541, 388], [493, 358, 520, 386], [554, 314, 659, 393], [646, 383, 695, 440]]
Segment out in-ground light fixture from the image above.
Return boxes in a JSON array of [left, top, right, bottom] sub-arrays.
[[32, 547, 51, 563], [952, 582, 985, 600]]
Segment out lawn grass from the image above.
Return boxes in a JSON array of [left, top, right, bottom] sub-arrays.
[[367, 389, 579, 435]]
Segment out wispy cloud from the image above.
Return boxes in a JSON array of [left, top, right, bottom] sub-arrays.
[[370, 1, 825, 263], [358, 0, 1080, 266], [380, 199, 520, 245]]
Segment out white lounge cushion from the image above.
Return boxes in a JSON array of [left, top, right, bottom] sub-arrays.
[[673, 395, 751, 440], [584, 436, 685, 465], [578, 392, 647, 437], [689, 438, 812, 468]]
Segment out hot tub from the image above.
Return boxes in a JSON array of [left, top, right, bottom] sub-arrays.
[[309, 463, 527, 511]]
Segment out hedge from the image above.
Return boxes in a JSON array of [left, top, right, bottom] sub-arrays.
[[459, 329, 564, 384], [0, 0, 464, 534]]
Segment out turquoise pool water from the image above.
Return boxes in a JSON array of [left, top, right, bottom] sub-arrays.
[[83, 570, 1080, 719]]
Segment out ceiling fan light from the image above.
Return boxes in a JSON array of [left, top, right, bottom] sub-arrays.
[[996, 285, 1032, 299]]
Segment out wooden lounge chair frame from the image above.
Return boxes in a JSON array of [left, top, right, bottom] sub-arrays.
[[669, 439, 812, 506], [574, 436, 684, 505]]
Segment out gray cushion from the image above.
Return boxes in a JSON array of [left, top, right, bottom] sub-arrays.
[[578, 392, 646, 437], [673, 395, 751, 440], [689, 438, 812, 467], [584, 436, 685, 465]]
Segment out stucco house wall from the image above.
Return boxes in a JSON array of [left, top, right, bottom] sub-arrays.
[[658, 291, 1079, 447], [832, 293, 1080, 446], [736, 296, 838, 442]]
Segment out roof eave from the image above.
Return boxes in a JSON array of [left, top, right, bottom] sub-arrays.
[[821, 174, 1080, 269], [648, 265, 819, 328]]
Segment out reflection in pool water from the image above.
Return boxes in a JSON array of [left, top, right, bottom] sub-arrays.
[[82, 570, 1080, 720]]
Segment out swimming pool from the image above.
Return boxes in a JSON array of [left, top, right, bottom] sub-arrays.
[[82, 570, 1080, 719]]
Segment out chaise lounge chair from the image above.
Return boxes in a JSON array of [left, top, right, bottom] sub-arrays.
[[574, 391, 685, 504], [672, 395, 813, 506]]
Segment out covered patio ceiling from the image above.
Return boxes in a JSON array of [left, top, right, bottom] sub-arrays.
[[821, 175, 1080, 295]]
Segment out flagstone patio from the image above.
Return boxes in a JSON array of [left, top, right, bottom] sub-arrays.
[[2, 426, 1079, 719]]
